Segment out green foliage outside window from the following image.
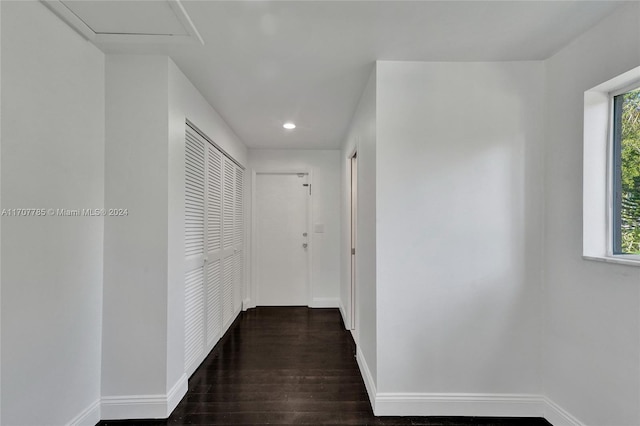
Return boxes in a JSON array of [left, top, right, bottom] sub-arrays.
[[619, 88, 640, 254]]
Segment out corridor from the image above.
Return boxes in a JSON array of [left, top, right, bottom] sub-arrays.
[[98, 308, 549, 425]]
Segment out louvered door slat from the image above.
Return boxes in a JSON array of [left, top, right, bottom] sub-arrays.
[[207, 146, 222, 253], [184, 268, 204, 372], [222, 254, 234, 326], [223, 160, 235, 250], [206, 259, 222, 346], [205, 142, 223, 349], [233, 249, 243, 313], [185, 131, 204, 258], [234, 167, 244, 247]]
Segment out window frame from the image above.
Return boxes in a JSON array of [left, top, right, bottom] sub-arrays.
[[608, 82, 640, 257], [582, 66, 640, 267]]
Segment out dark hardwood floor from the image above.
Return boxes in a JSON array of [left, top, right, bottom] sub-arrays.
[[98, 307, 550, 426]]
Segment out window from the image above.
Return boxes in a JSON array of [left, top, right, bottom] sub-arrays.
[[583, 65, 640, 265], [612, 87, 640, 254]]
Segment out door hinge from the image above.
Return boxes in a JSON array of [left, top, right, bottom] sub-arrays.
[[351, 248, 355, 255], [303, 183, 311, 195]]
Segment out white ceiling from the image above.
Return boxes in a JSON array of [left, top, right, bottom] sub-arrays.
[[86, 1, 623, 149]]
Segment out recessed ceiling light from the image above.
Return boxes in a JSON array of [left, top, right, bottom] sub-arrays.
[[283, 122, 296, 130]]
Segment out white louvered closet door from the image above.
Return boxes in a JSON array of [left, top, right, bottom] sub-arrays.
[[221, 158, 236, 329], [184, 128, 206, 376], [233, 167, 244, 314], [185, 122, 245, 377], [205, 145, 223, 349]]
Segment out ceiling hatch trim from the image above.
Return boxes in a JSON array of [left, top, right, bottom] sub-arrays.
[[40, 0, 204, 45]]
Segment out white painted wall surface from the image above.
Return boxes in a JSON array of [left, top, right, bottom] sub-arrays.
[[103, 55, 169, 401], [375, 61, 545, 396], [103, 55, 248, 419], [1, 2, 105, 424], [543, 3, 640, 425], [248, 150, 340, 307], [167, 58, 247, 396], [341, 68, 378, 388]]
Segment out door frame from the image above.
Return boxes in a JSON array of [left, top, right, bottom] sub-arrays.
[[250, 169, 313, 308], [349, 150, 357, 333]]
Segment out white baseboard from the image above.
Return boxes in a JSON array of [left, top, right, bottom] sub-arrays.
[[355, 346, 377, 412], [338, 301, 348, 329], [166, 374, 188, 415], [222, 307, 242, 332], [101, 374, 188, 420], [309, 297, 340, 308], [66, 399, 100, 426], [101, 394, 167, 420], [543, 397, 585, 426], [350, 376, 581, 425], [374, 392, 545, 417], [242, 298, 252, 310]]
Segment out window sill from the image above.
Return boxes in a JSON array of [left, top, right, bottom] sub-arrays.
[[583, 255, 640, 267]]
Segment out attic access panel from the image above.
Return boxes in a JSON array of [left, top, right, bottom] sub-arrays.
[[42, 0, 203, 45]]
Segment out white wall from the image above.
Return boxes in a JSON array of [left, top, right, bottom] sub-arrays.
[[1, 2, 105, 425], [103, 56, 169, 406], [375, 61, 545, 401], [341, 67, 378, 391], [167, 58, 247, 398], [103, 55, 248, 419], [248, 149, 340, 307], [543, 3, 640, 425]]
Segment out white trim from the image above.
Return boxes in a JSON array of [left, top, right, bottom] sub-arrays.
[[101, 374, 188, 421], [66, 399, 101, 426], [166, 374, 188, 416], [339, 300, 348, 329], [250, 170, 257, 308], [167, 0, 204, 45], [348, 149, 358, 333], [609, 79, 640, 97], [583, 254, 640, 267], [543, 397, 585, 426], [347, 380, 583, 425], [222, 305, 242, 333], [242, 298, 252, 311], [309, 297, 340, 308], [583, 65, 640, 261], [101, 395, 167, 420], [40, 0, 203, 45], [40, 0, 94, 40], [374, 393, 545, 418], [306, 171, 314, 307], [356, 346, 377, 412]]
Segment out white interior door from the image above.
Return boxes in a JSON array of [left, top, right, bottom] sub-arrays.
[[255, 173, 309, 306]]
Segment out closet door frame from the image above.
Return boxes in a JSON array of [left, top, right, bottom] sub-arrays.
[[249, 169, 313, 309]]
